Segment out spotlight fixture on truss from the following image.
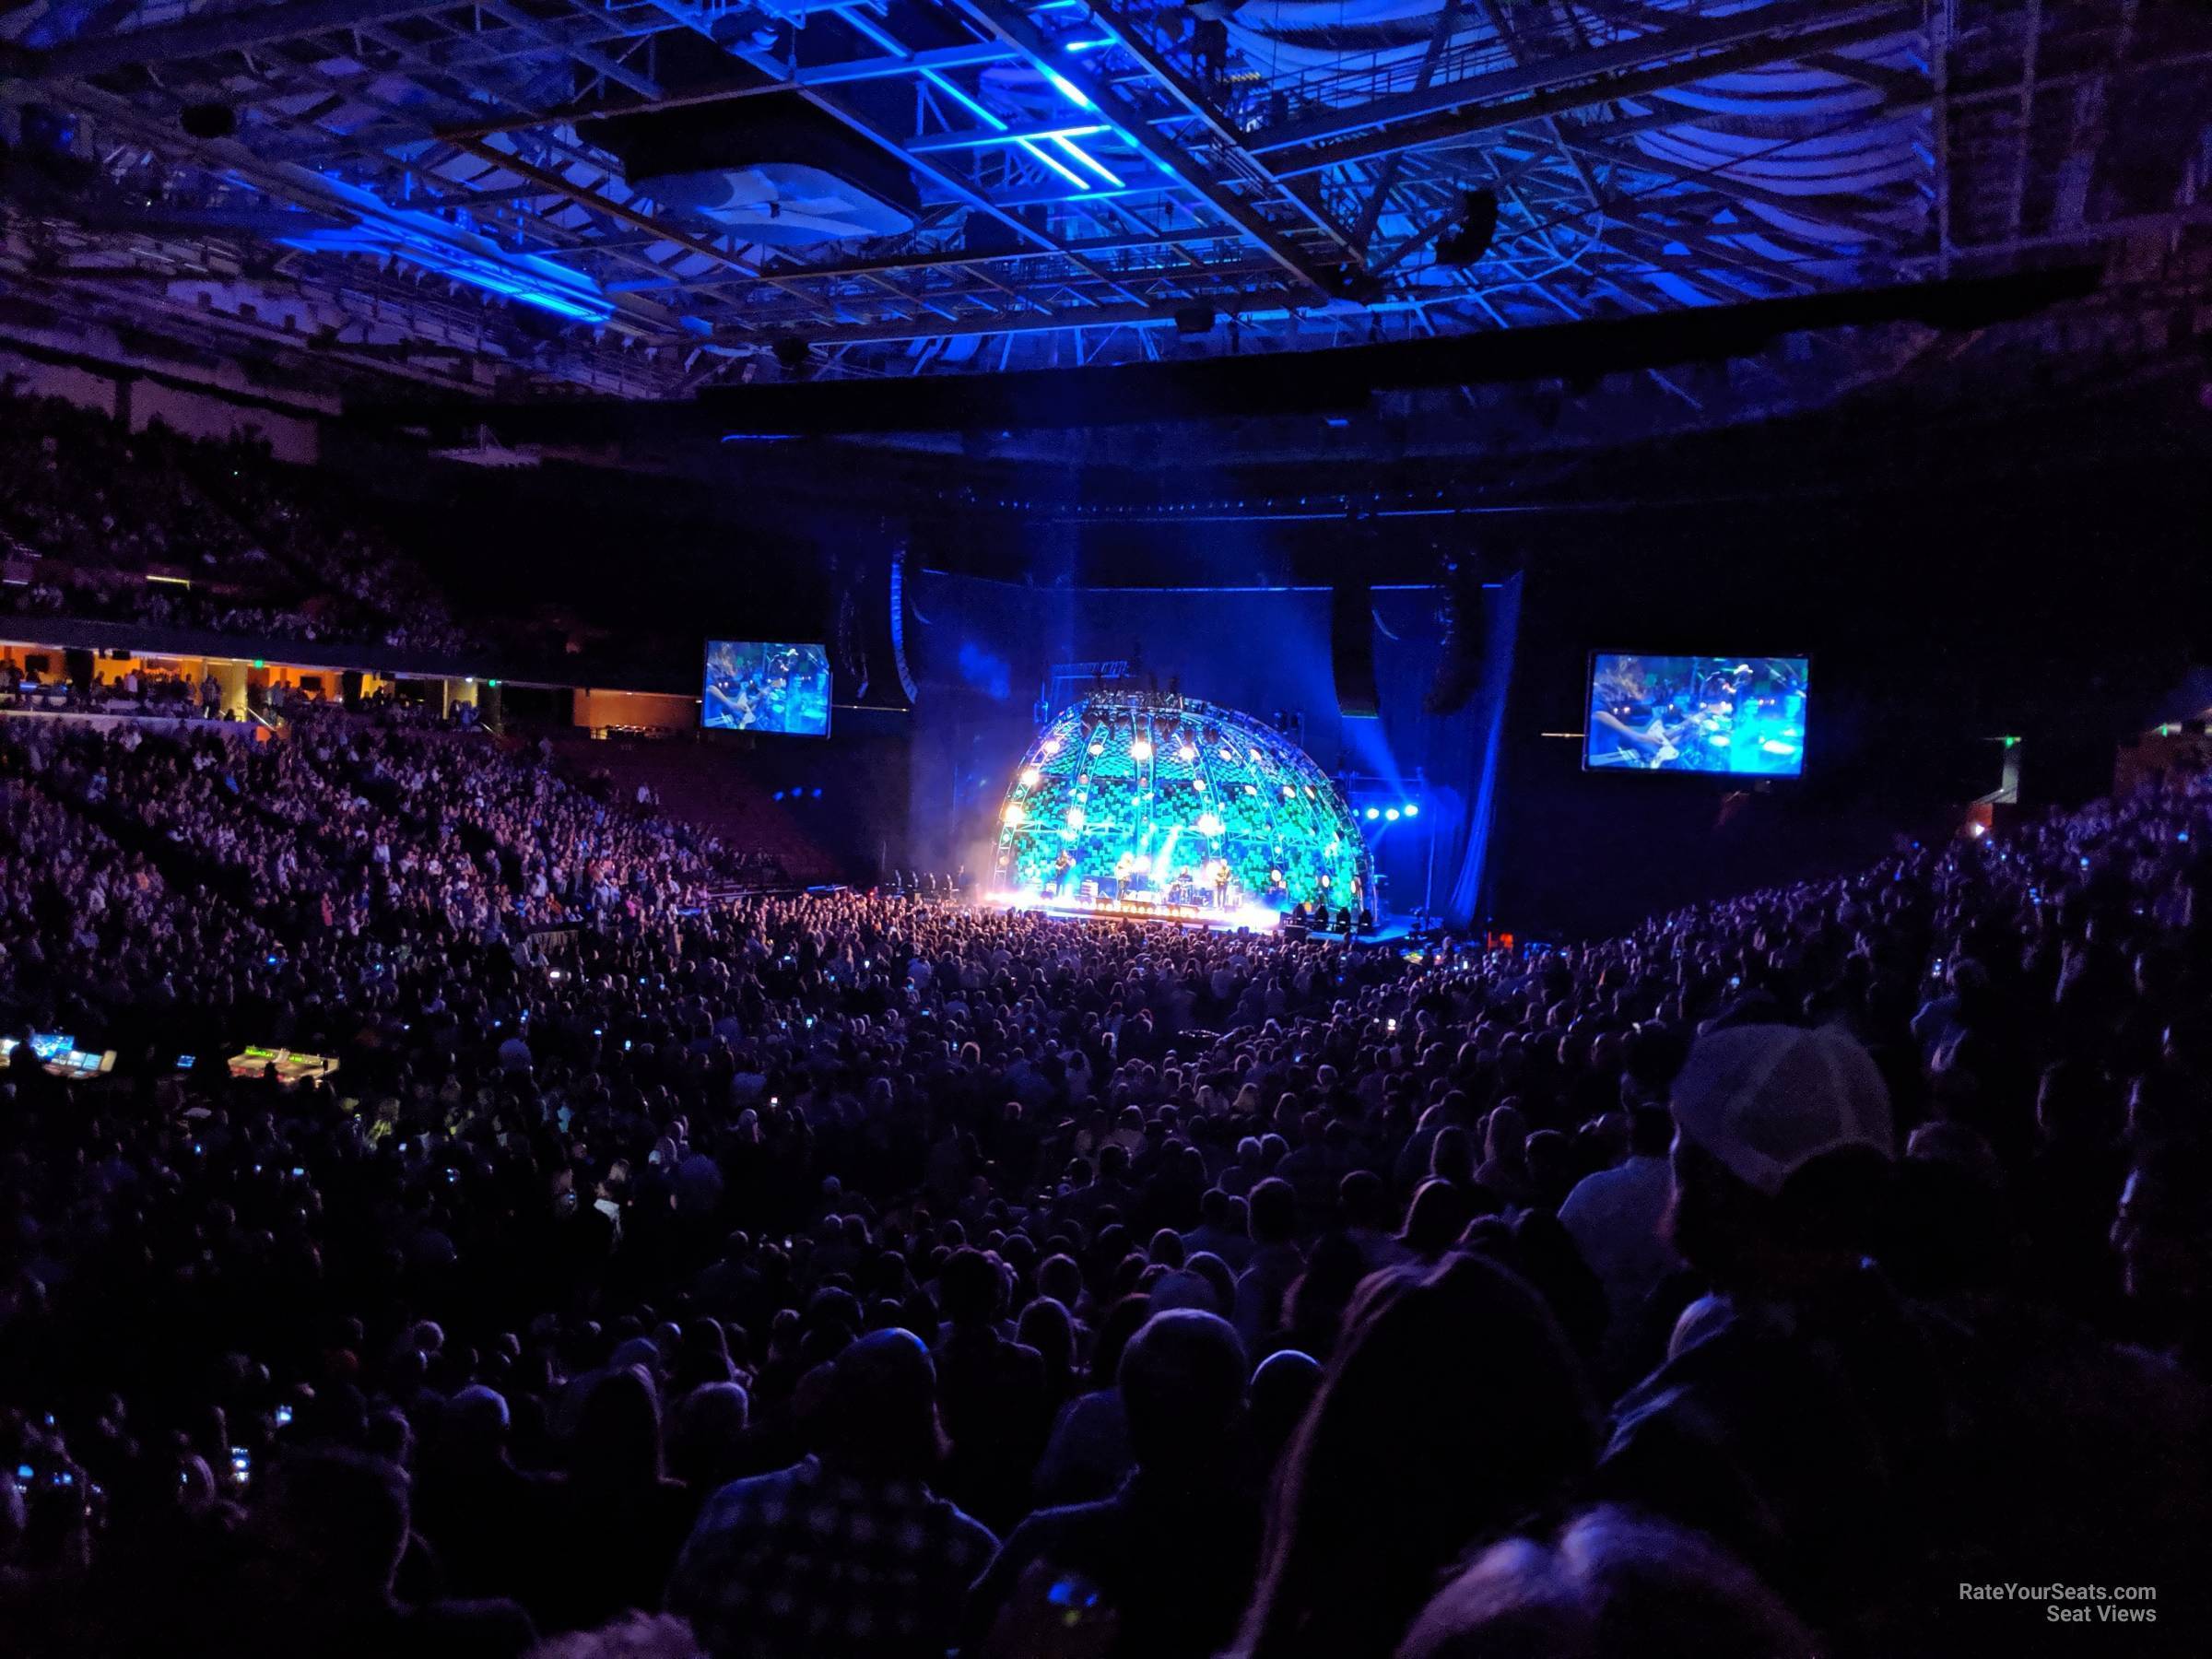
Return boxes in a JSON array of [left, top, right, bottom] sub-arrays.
[[1436, 189, 1501, 267]]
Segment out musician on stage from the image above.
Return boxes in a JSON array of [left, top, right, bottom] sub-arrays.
[[1051, 848, 1075, 897], [1587, 657, 1677, 767]]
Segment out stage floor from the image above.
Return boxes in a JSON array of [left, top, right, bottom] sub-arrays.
[[981, 891, 1430, 942], [983, 890, 1284, 932]]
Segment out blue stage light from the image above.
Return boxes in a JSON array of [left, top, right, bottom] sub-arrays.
[[811, 786, 824, 799], [1403, 803, 1419, 818], [272, 171, 615, 324], [1041, 66, 1097, 110], [772, 790, 785, 801], [1364, 806, 1381, 821], [1384, 808, 1401, 822]]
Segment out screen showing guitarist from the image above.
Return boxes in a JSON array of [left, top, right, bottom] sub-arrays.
[[1587, 657, 1685, 768], [1586, 653, 1809, 775]]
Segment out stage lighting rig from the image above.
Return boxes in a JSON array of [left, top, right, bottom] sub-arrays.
[[1436, 189, 1500, 266]]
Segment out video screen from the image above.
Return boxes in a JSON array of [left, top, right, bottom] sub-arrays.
[[702, 641, 831, 736], [1584, 653, 1809, 776]]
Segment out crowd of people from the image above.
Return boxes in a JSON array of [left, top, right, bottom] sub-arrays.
[[3, 697, 2210, 1657], [5, 660, 243, 721], [0, 392, 480, 655], [0, 712, 778, 1053]]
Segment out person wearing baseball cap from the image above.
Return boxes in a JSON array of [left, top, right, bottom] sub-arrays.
[[1594, 1024, 1931, 1637], [1664, 1023, 1897, 1297], [1600, 1025, 2212, 1651]]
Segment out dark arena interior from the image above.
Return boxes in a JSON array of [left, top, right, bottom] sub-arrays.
[[5, 4, 2212, 1655]]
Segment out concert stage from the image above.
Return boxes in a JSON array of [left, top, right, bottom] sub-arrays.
[[991, 689, 1371, 928], [984, 888, 1284, 933]]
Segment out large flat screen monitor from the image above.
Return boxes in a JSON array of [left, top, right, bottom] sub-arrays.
[[1584, 653, 1809, 776], [702, 641, 831, 736]]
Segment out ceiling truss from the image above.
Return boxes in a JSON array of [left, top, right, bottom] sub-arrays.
[[0, 0, 2200, 394]]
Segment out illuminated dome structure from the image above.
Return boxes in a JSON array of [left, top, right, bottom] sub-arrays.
[[994, 691, 1371, 924]]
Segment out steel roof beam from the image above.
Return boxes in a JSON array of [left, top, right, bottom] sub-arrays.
[[621, 2, 1153, 322], [429, 40, 1023, 143], [759, 300, 1184, 347], [726, 261, 1300, 331], [1554, 135, 1903, 246], [1603, 215, 1824, 294], [479, 0, 661, 101], [38, 0, 463, 78], [1265, 8, 1922, 178], [445, 138, 853, 323], [2006, 0, 2042, 244], [944, 0, 1342, 296], [1352, 0, 1465, 257], [598, 226, 1243, 296], [1074, 0, 1359, 262], [1253, 0, 1912, 153]]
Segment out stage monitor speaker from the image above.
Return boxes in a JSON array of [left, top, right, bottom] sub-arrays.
[[1331, 584, 1379, 719]]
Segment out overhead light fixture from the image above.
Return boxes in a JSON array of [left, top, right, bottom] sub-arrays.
[[1041, 66, 1096, 111], [1436, 188, 1500, 265], [271, 167, 613, 323], [1174, 304, 1217, 335]]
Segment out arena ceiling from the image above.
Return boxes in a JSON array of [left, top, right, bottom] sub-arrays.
[[0, 0, 2205, 400]]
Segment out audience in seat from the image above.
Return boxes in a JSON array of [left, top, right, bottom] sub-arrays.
[[1, 704, 2210, 1656], [963, 1309, 1257, 1659], [667, 1329, 995, 1658], [0, 394, 480, 653]]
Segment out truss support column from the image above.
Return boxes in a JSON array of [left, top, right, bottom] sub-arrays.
[[2006, 0, 2042, 241], [1353, 0, 1465, 257], [1935, 0, 1955, 276]]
